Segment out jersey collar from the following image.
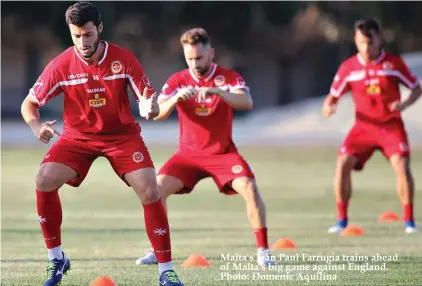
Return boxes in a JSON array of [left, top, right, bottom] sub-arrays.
[[189, 63, 217, 83], [357, 50, 385, 66], [74, 41, 109, 66]]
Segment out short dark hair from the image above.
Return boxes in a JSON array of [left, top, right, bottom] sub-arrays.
[[354, 18, 381, 38], [65, 2, 102, 27], [180, 28, 210, 46]]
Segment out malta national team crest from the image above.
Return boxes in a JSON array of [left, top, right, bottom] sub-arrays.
[[214, 75, 225, 86], [232, 165, 243, 174], [132, 151, 144, 163], [236, 77, 246, 86], [111, 61, 123, 74]]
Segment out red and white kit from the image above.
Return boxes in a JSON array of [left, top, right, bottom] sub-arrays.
[[330, 51, 420, 169], [30, 41, 156, 185], [158, 63, 255, 194]]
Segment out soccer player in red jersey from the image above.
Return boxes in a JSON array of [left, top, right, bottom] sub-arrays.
[[20, 2, 184, 286], [322, 19, 421, 234], [136, 28, 275, 266]]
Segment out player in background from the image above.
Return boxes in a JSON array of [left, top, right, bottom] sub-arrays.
[[20, 2, 184, 286], [322, 18, 421, 234], [136, 28, 275, 266]]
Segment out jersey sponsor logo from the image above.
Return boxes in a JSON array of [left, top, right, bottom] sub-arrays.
[[365, 78, 380, 85], [196, 98, 212, 104], [195, 104, 211, 116], [214, 75, 225, 86], [132, 151, 144, 163], [87, 88, 106, 93], [142, 75, 153, 90], [232, 165, 243, 174], [88, 94, 106, 107], [111, 61, 123, 74], [366, 85, 381, 95], [350, 70, 366, 77], [68, 73, 88, 79], [365, 79, 381, 96]]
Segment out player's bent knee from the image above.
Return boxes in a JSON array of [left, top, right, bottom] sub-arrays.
[[390, 156, 411, 176], [125, 168, 160, 203], [36, 163, 77, 191], [337, 155, 356, 173], [232, 177, 258, 201]]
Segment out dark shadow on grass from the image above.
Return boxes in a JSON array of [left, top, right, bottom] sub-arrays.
[[1, 227, 244, 234], [1, 256, 187, 263]]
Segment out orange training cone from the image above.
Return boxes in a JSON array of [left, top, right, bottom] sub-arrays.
[[341, 225, 364, 236], [271, 238, 296, 250], [181, 254, 211, 268], [89, 276, 116, 286], [379, 211, 400, 222]]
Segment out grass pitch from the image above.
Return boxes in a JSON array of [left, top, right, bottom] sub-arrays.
[[1, 145, 421, 285]]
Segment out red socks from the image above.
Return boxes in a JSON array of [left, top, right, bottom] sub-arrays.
[[337, 201, 348, 221], [254, 228, 268, 248], [36, 189, 62, 248], [403, 203, 414, 222], [143, 199, 172, 263]]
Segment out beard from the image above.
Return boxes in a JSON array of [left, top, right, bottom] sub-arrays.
[[193, 60, 212, 77], [79, 37, 100, 59]]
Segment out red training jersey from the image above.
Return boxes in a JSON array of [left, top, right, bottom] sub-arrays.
[[29, 41, 156, 140], [158, 63, 249, 155], [330, 51, 420, 124]]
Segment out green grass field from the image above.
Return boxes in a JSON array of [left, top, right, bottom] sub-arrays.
[[1, 145, 421, 286]]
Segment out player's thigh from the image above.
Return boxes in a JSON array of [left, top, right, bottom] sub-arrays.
[[36, 163, 78, 191], [379, 127, 410, 162], [157, 174, 184, 198], [39, 137, 98, 188], [158, 152, 208, 194], [104, 137, 155, 186], [124, 167, 159, 202], [339, 124, 377, 171], [381, 127, 411, 176], [205, 152, 255, 195]]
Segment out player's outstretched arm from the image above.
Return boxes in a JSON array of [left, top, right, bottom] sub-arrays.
[[21, 95, 60, 144]]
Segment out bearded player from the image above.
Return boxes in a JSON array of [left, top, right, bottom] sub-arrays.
[[322, 18, 421, 234], [20, 2, 184, 285], [135, 28, 275, 266]]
